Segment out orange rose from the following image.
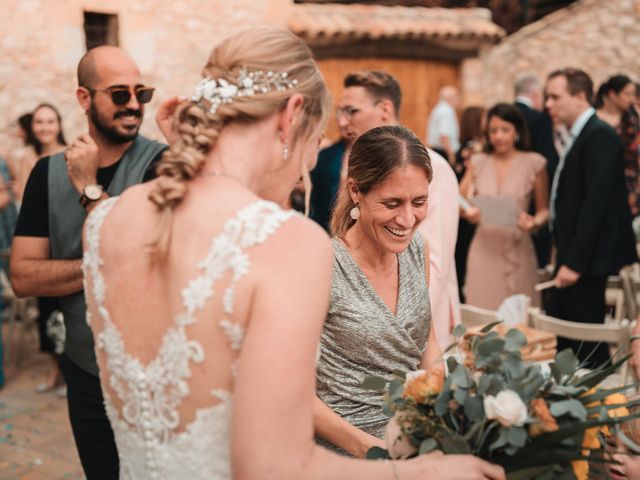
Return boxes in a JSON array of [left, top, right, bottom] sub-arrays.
[[403, 369, 444, 403], [529, 398, 558, 436]]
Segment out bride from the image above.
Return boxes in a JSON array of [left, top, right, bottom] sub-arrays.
[[82, 27, 504, 480]]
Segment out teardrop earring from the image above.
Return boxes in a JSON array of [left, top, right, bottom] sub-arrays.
[[350, 203, 360, 220], [282, 141, 289, 162]]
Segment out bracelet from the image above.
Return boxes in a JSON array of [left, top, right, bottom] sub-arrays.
[[384, 460, 400, 480]]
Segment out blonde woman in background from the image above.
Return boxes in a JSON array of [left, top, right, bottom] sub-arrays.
[[82, 28, 504, 480]]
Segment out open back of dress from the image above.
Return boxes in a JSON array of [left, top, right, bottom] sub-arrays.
[[83, 196, 295, 480]]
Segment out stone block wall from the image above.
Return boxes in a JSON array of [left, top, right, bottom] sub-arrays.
[[462, 0, 640, 107], [0, 0, 288, 151]]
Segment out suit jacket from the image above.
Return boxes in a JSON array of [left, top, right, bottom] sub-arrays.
[[310, 140, 346, 232], [553, 114, 637, 277], [418, 150, 461, 349], [515, 101, 559, 184]]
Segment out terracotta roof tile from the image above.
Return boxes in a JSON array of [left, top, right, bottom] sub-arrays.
[[288, 3, 504, 45]]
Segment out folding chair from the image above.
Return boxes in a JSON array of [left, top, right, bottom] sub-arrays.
[[528, 307, 633, 385], [460, 304, 499, 328]]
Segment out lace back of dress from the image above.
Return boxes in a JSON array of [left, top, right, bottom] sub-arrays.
[[83, 197, 296, 480]]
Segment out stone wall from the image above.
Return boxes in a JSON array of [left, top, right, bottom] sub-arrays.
[[0, 0, 289, 150], [462, 0, 640, 107]]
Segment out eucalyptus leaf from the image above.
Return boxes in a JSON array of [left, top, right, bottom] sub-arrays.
[[362, 376, 387, 390], [441, 433, 471, 454], [435, 386, 452, 416], [550, 399, 587, 420], [480, 321, 503, 333], [476, 337, 506, 357], [365, 446, 391, 459], [489, 427, 510, 452], [464, 395, 485, 422], [505, 329, 528, 352], [451, 365, 470, 388], [454, 386, 469, 404], [453, 323, 467, 337], [554, 349, 580, 376], [507, 426, 528, 448], [549, 362, 563, 383], [389, 379, 404, 399], [419, 438, 438, 454]]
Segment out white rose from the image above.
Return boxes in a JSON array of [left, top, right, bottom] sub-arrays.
[[385, 413, 418, 459], [483, 390, 528, 427]]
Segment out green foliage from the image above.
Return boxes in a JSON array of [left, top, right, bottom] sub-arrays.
[[363, 323, 637, 479]]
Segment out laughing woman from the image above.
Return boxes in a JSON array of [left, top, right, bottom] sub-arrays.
[[315, 125, 444, 457]]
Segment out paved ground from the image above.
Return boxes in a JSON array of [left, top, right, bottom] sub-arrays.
[[0, 324, 84, 480]]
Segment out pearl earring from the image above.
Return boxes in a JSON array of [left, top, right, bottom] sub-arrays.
[[350, 204, 360, 220], [282, 141, 289, 162]]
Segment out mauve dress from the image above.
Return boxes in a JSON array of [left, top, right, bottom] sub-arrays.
[[465, 152, 546, 310], [316, 235, 431, 454]]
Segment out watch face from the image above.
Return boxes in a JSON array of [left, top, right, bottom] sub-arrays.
[[85, 184, 103, 200]]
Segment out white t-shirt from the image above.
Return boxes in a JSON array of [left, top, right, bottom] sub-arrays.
[[427, 100, 460, 153]]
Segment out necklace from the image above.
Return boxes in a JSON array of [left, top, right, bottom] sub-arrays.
[[198, 170, 246, 185]]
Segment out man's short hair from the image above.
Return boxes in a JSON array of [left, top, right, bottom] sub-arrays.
[[344, 70, 402, 116], [514, 73, 541, 96], [77, 50, 98, 89], [547, 68, 593, 102]]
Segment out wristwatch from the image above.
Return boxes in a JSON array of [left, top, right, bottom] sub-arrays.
[[79, 184, 104, 207]]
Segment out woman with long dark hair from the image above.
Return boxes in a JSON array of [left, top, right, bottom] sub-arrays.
[[460, 103, 549, 309], [595, 74, 640, 216]]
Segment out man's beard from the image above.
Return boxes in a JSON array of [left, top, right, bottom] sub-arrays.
[[90, 102, 142, 144]]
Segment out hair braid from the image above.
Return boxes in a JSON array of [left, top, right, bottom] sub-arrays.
[[146, 27, 331, 263], [147, 102, 242, 262]]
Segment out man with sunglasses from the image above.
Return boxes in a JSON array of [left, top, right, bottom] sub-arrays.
[[10, 45, 166, 479]]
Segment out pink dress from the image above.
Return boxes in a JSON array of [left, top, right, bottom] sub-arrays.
[[465, 152, 546, 310]]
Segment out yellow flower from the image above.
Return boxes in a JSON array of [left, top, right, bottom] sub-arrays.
[[604, 392, 630, 419], [572, 428, 599, 480], [573, 390, 629, 479], [403, 369, 444, 403]]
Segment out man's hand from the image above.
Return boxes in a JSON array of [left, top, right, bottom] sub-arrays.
[[553, 265, 580, 288], [65, 134, 99, 195], [156, 96, 183, 145]]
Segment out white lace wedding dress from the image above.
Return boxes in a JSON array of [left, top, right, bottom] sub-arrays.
[[83, 196, 296, 480]]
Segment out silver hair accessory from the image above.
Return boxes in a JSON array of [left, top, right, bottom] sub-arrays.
[[191, 68, 298, 115]]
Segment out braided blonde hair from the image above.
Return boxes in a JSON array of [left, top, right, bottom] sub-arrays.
[[147, 27, 330, 261]]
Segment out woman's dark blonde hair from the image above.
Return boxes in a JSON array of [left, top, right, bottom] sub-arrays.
[[331, 125, 432, 238], [148, 27, 331, 261]]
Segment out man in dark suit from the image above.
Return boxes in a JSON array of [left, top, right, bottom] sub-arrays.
[[545, 68, 637, 368], [514, 73, 559, 268]]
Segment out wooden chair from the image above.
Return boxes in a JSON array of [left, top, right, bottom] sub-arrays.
[[606, 275, 625, 322], [528, 307, 633, 384], [460, 304, 500, 328], [620, 265, 639, 320]]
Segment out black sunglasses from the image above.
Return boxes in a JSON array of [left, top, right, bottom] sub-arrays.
[[88, 86, 155, 106]]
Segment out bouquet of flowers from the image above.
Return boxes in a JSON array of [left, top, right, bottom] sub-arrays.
[[364, 322, 638, 479]]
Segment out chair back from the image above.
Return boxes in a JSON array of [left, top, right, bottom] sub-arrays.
[[528, 307, 632, 383], [460, 304, 499, 328]]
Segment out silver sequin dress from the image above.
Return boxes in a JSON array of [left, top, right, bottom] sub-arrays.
[[316, 235, 432, 453]]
